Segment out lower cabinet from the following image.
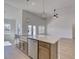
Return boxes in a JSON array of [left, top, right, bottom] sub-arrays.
[[38, 41, 50, 59], [39, 46, 50, 59], [27, 39, 58, 59], [38, 41, 58, 59], [21, 41, 28, 54], [16, 40, 28, 55]]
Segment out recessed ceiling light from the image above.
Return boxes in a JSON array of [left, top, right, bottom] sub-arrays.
[[31, 2, 35, 6]]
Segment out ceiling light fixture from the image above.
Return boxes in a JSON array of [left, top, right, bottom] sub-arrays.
[[42, 0, 47, 18], [31, 2, 35, 6], [26, 0, 29, 2], [26, 0, 35, 7], [25, 0, 29, 8]]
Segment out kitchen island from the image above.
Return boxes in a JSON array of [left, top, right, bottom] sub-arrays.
[[15, 35, 74, 59], [27, 35, 73, 59]]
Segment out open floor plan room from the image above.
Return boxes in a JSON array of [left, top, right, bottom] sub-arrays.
[[4, 0, 75, 59]]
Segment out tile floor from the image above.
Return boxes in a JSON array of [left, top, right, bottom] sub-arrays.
[[4, 41, 30, 59]]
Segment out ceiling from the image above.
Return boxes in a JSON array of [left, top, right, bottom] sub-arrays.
[[4, 0, 75, 16]]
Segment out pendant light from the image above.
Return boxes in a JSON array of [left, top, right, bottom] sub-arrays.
[[42, 0, 47, 18]]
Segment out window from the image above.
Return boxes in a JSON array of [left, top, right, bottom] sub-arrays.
[[33, 25, 36, 37], [27, 25, 36, 38], [28, 25, 32, 36], [4, 24, 11, 33], [38, 25, 45, 35]]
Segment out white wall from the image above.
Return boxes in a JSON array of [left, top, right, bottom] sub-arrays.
[[5, 3, 74, 38], [47, 5, 75, 38], [4, 3, 18, 20], [16, 9, 22, 35], [22, 10, 46, 35], [4, 3, 22, 35]]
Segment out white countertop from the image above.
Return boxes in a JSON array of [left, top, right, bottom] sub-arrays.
[[28, 35, 72, 44], [37, 36, 59, 44], [20, 36, 27, 42]]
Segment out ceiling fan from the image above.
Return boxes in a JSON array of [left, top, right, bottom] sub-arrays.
[[53, 9, 58, 18]]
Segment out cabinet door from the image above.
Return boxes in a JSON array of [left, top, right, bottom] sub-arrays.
[[39, 45, 50, 59]]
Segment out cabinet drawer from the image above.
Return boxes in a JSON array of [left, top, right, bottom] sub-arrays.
[[39, 41, 50, 49]]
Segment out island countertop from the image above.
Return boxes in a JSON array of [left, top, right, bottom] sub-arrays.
[[36, 35, 59, 44], [28, 35, 72, 44]]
